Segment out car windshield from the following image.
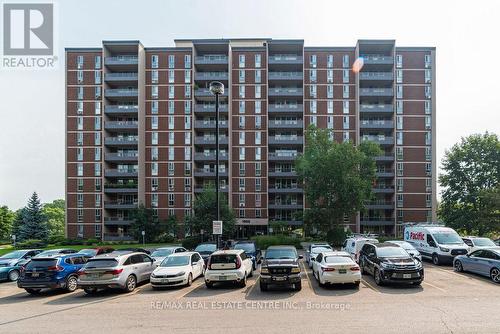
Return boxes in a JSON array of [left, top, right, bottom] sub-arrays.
[[392, 241, 415, 250], [433, 232, 464, 245], [473, 238, 496, 247], [195, 244, 217, 252], [35, 250, 61, 257], [233, 243, 255, 253], [377, 247, 409, 258], [160, 256, 190, 267], [0, 251, 25, 259], [265, 249, 296, 259], [312, 246, 332, 253], [84, 259, 119, 268], [325, 256, 353, 264], [25, 259, 58, 270], [210, 254, 237, 264], [78, 249, 97, 256], [151, 249, 174, 257]]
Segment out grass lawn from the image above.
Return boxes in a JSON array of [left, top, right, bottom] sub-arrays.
[[0, 243, 179, 257]]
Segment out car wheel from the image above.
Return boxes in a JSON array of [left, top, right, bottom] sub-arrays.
[[8, 269, 20, 282], [66, 275, 78, 292], [205, 281, 214, 289], [354, 281, 360, 288], [124, 275, 137, 292], [240, 274, 247, 288], [84, 288, 98, 295], [374, 268, 383, 286], [259, 282, 268, 291], [432, 254, 440, 266], [252, 263, 256, 271], [25, 288, 41, 295], [294, 281, 302, 291], [248, 268, 253, 278], [360, 259, 367, 275], [186, 273, 193, 287], [490, 268, 500, 283], [454, 260, 463, 272]]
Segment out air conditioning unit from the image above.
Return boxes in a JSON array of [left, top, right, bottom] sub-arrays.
[[239, 187, 245, 191], [239, 203, 245, 207]]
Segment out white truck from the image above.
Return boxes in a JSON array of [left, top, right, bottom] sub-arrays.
[[403, 224, 469, 265]]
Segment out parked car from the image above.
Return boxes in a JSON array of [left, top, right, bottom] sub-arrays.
[[454, 248, 500, 283], [114, 248, 151, 255], [404, 224, 468, 265], [77, 247, 115, 258], [359, 242, 424, 286], [259, 246, 302, 291], [17, 254, 88, 294], [461, 237, 498, 253], [77, 252, 154, 293], [150, 246, 187, 265], [386, 240, 422, 261], [33, 249, 78, 258], [232, 240, 262, 270], [0, 249, 43, 282], [150, 252, 204, 288], [312, 251, 361, 287], [342, 237, 379, 263], [306, 243, 334, 268], [494, 238, 500, 246], [194, 242, 218, 264], [204, 250, 253, 288]]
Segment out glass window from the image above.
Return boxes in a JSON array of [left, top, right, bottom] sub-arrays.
[[255, 54, 261, 68]]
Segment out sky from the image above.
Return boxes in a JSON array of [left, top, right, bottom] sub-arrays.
[[1, 0, 499, 209]]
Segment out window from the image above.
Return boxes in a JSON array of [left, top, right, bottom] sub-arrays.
[[327, 100, 333, 114], [255, 70, 261, 83], [255, 85, 261, 99], [343, 131, 349, 143], [239, 85, 245, 98], [77, 70, 83, 83], [239, 101, 245, 114], [255, 54, 261, 68], [255, 163, 262, 177], [239, 132, 245, 145], [184, 54, 191, 68], [184, 116, 191, 129], [94, 117, 101, 130], [151, 162, 158, 176], [184, 194, 191, 207], [255, 147, 261, 160], [239, 54, 245, 68], [95, 101, 101, 115], [343, 116, 349, 129], [396, 85, 403, 99], [77, 178, 83, 191], [168, 194, 174, 207], [239, 116, 245, 129], [239, 163, 245, 176], [342, 69, 349, 83], [426, 194, 432, 207], [95, 224, 101, 238], [310, 69, 317, 82], [239, 70, 245, 83], [343, 101, 349, 114], [77, 86, 83, 100], [168, 69, 175, 83], [343, 85, 349, 98], [185, 132, 191, 145], [327, 116, 333, 129], [396, 100, 403, 114], [151, 55, 159, 69], [77, 116, 83, 130], [94, 163, 101, 176], [77, 132, 83, 145], [151, 147, 158, 161], [396, 54, 402, 68], [77, 55, 83, 69], [168, 116, 174, 130], [396, 69, 403, 83], [396, 147, 403, 160], [310, 85, 317, 98], [425, 147, 432, 161], [425, 54, 432, 68], [397, 131, 403, 145], [255, 209, 261, 218], [425, 100, 431, 114], [94, 70, 101, 84], [239, 194, 245, 207], [94, 147, 101, 161], [184, 85, 191, 98], [77, 193, 83, 208], [255, 178, 261, 192], [426, 178, 432, 192], [342, 54, 349, 68], [310, 116, 317, 126], [255, 100, 261, 114], [239, 147, 245, 160], [168, 178, 174, 191], [327, 54, 333, 68], [327, 69, 333, 83], [397, 194, 403, 208], [426, 163, 432, 176], [184, 100, 191, 114], [76, 147, 83, 161], [425, 86, 432, 99], [94, 55, 101, 69], [255, 116, 262, 129], [396, 116, 403, 130], [151, 116, 158, 130], [151, 193, 158, 208], [95, 86, 101, 99], [310, 54, 317, 68], [327, 85, 333, 98], [425, 116, 431, 129], [151, 85, 158, 99], [76, 101, 83, 115], [184, 163, 191, 176], [151, 132, 158, 145], [168, 55, 175, 68], [239, 178, 245, 191], [310, 100, 317, 114], [184, 178, 191, 191], [184, 70, 191, 83], [151, 101, 158, 114], [239, 209, 245, 218], [255, 131, 261, 145], [168, 85, 175, 99], [256, 193, 261, 207], [168, 100, 175, 114], [168, 162, 174, 176], [397, 162, 403, 176], [425, 131, 432, 145], [397, 179, 403, 192]]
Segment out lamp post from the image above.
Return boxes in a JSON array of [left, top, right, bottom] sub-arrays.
[[209, 81, 224, 248]]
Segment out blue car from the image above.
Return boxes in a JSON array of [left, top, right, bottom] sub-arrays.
[[232, 241, 262, 270], [0, 249, 43, 282], [454, 248, 500, 283], [18, 253, 88, 294]]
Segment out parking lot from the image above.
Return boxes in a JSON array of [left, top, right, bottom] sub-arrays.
[[0, 258, 498, 334]]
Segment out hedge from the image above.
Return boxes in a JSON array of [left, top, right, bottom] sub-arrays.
[[251, 235, 303, 250]]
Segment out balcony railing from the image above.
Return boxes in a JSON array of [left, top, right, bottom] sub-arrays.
[[195, 72, 228, 81], [376, 169, 395, 177], [194, 55, 228, 64], [268, 72, 303, 80], [104, 152, 138, 162], [194, 104, 228, 113], [362, 136, 394, 145], [194, 120, 228, 128], [359, 104, 393, 113], [194, 136, 228, 145], [194, 168, 228, 177], [104, 200, 138, 209], [105, 137, 138, 146], [105, 88, 138, 98], [268, 104, 303, 113], [359, 88, 393, 97], [105, 121, 139, 130], [359, 120, 394, 129], [269, 120, 303, 129], [104, 72, 138, 81], [103, 217, 135, 226], [268, 186, 303, 193], [268, 152, 299, 160], [268, 136, 303, 145], [194, 88, 228, 97], [268, 88, 303, 96], [268, 55, 303, 64], [104, 169, 138, 178], [104, 56, 138, 66], [372, 185, 395, 193], [374, 154, 395, 161], [360, 55, 394, 65], [194, 152, 229, 161], [359, 72, 393, 80]]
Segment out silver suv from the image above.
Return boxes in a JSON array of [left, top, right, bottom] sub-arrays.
[[77, 252, 154, 293]]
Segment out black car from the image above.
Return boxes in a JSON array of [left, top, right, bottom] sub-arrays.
[[232, 240, 262, 270], [359, 242, 424, 286], [194, 242, 218, 264], [259, 246, 302, 291]]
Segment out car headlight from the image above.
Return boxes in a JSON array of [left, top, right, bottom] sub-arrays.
[[381, 262, 394, 269], [439, 247, 449, 252], [175, 271, 186, 277], [291, 267, 301, 274], [260, 267, 269, 274], [151, 272, 156, 278]]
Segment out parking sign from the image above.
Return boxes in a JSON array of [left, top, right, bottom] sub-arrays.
[[213, 221, 222, 235]]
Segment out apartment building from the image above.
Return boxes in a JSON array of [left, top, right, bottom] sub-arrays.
[[65, 39, 436, 240]]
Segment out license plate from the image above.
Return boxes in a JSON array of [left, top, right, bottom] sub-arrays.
[[339, 269, 347, 274], [161, 279, 169, 283], [219, 276, 227, 280], [31, 273, 39, 277], [273, 276, 286, 281], [88, 274, 98, 279], [403, 274, 411, 279]]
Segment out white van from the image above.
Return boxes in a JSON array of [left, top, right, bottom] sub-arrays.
[[341, 237, 379, 263], [403, 224, 468, 265]]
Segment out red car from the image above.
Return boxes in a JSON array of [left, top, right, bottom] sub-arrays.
[[77, 247, 115, 258]]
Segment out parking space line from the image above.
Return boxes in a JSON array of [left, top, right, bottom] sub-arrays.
[[422, 281, 447, 293], [174, 280, 205, 300], [361, 278, 380, 293], [300, 262, 314, 290], [245, 277, 259, 297]]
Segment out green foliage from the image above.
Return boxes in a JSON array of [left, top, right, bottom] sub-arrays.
[[15, 239, 47, 249], [181, 236, 202, 250], [0, 206, 16, 240], [85, 238, 99, 246], [129, 205, 161, 243], [269, 221, 292, 235], [439, 133, 500, 235], [153, 233, 176, 244], [326, 226, 351, 247], [251, 235, 303, 250], [187, 187, 236, 238], [296, 126, 381, 234], [18, 192, 49, 242], [42, 199, 65, 240]]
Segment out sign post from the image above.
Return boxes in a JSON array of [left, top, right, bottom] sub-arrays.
[[141, 230, 145, 246], [213, 220, 222, 248], [12, 235, 16, 248]]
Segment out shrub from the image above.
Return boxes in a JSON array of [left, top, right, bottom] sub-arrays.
[[154, 233, 175, 244], [55, 238, 85, 246], [85, 238, 99, 246], [16, 239, 47, 249], [251, 235, 303, 250], [326, 227, 350, 247], [47, 234, 65, 245], [182, 236, 202, 250]]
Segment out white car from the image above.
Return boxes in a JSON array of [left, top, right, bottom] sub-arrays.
[[462, 237, 498, 253], [204, 250, 253, 288], [150, 246, 187, 265], [306, 243, 333, 268], [386, 240, 422, 261], [150, 252, 205, 288], [312, 251, 361, 287], [342, 237, 379, 263]]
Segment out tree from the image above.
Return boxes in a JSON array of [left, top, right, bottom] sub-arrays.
[[130, 205, 161, 243], [10, 208, 26, 240], [296, 126, 381, 235], [0, 206, 16, 240], [439, 133, 500, 235], [42, 199, 65, 239], [165, 214, 179, 237], [19, 192, 49, 241], [188, 187, 236, 239]]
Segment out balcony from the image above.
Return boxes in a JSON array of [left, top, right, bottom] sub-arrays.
[[194, 88, 228, 98], [372, 186, 395, 194], [194, 104, 228, 113], [359, 88, 393, 97], [268, 104, 303, 113], [194, 136, 228, 145], [268, 72, 303, 81], [268, 202, 303, 209], [104, 200, 138, 210], [105, 121, 138, 131], [194, 186, 228, 193], [376, 170, 395, 178], [362, 136, 394, 146], [364, 201, 394, 210], [359, 72, 393, 81], [194, 120, 228, 129], [104, 56, 138, 67], [105, 88, 138, 100], [104, 183, 138, 194], [105, 137, 138, 147], [103, 217, 135, 226], [360, 55, 393, 65], [104, 105, 138, 115], [268, 55, 303, 65], [195, 72, 228, 81], [268, 87, 303, 97], [359, 120, 394, 129], [104, 169, 138, 178], [194, 168, 228, 177], [268, 186, 303, 193], [104, 72, 138, 83], [374, 154, 395, 162], [268, 169, 297, 177], [104, 152, 138, 162], [194, 152, 228, 161], [268, 152, 299, 161], [268, 136, 303, 145], [360, 218, 395, 226], [268, 219, 304, 226], [269, 120, 303, 129], [195, 55, 228, 65], [359, 104, 393, 114], [103, 233, 135, 241]]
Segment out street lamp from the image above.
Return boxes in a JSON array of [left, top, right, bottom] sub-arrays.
[[209, 81, 224, 248]]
